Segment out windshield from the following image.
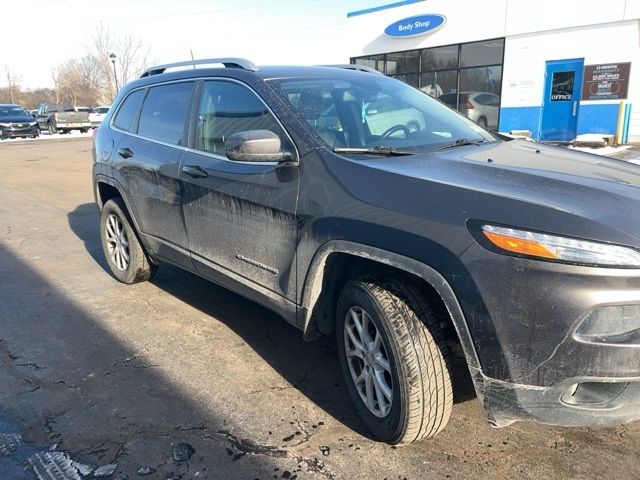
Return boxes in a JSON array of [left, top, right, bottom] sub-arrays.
[[268, 74, 495, 152], [0, 106, 30, 117]]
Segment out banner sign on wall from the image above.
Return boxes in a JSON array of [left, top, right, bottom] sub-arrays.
[[581, 63, 631, 100]]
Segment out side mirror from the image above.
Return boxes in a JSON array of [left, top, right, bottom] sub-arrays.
[[225, 130, 292, 163]]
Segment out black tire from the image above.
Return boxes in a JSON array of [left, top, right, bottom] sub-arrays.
[[336, 276, 453, 444], [100, 198, 157, 284], [477, 117, 488, 128], [80, 128, 88, 133], [48, 123, 57, 135]]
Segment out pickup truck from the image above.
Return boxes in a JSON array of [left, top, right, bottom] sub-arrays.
[[36, 103, 92, 134]]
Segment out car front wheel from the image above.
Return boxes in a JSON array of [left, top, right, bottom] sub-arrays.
[[336, 276, 453, 444], [100, 198, 157, 284]]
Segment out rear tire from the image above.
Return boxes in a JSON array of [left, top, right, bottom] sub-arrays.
[[100, 198, 157, 284], [336, 276, 453, 444], [477, 117, 488, 128]]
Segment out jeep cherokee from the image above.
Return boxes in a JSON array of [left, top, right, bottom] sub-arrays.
[[92, 58, 640, 444]]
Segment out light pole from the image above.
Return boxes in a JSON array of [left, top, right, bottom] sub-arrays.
[[109, 53, 119, 95]]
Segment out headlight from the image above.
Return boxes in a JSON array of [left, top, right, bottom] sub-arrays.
[[480, 224, 640, 268], [0, 122, 10, 128], [29, 121, 37, 126]]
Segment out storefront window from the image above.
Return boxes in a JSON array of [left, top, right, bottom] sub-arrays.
[[421, 45, 458, 71], [351, 38, 504, 129], [354, 55, 385, 74], [419, 69, 457, 100], [460, 39, 504, 68], [391, 73, 419, 89], [385, 50, 419, 75]]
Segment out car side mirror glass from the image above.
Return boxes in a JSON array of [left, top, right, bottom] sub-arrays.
[[225, 130, 292, 163]]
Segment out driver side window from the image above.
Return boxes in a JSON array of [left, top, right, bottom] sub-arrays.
[[196, 80, 291, 157]]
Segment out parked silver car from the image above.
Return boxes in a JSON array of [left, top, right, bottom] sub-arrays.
[[439, 91, 500, 130]]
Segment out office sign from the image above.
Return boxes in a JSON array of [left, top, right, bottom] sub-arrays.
[[384, 14, 447, 38], [581, 63, 631, 100]]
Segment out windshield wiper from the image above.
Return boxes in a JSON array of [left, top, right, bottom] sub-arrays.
[[333, 145, 415, 156], [427, 138, 487, 152]]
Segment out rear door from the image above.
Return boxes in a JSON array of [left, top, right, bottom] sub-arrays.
[[179, 79, 299, 300], [113, 81, 195, 266]]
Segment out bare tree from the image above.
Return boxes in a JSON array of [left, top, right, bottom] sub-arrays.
[[89, 24, 150, 102], [4, 66, 22, 104]]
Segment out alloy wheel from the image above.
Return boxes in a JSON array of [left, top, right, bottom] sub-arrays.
[[105, 213, 130, 271], [344, 306, 393, 417]]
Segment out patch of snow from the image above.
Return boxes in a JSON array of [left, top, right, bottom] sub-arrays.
[[0, 130, 93, 143], [569, 145, 630, 157]]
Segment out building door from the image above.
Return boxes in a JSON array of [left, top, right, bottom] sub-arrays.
[[539, 59, 584, 141]]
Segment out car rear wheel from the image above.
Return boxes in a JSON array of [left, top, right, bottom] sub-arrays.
[[477, 117, 488, 128], [100, 198, 157, 284], [336, 276, 453, 444]]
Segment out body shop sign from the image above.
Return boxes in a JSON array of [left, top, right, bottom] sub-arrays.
[[384, 15, 447, 38], [582, 63, 631, 100]]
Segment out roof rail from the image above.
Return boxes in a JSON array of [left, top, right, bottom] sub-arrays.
[[322, 64, 384, 75], [140, 58, 258, 78]]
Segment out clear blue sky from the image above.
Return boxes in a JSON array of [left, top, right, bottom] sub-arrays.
[[5, 0, 384, 88]]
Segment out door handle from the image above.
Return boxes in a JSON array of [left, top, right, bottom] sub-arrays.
[[572, 101, 578, 116], [182, 165, 208, 178], [117, 147, 134, 159]]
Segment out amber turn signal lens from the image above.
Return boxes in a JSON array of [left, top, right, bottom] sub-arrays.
[[483, 230, 558, 259]]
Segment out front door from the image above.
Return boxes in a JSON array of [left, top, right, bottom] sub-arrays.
[[180, 79, 299, 300], [539, 59, 584, 141]]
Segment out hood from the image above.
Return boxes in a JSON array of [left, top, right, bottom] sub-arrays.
[[352, 140, 640, 247], [0, 115, 35, 123]]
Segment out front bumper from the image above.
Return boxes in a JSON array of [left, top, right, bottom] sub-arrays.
[[473, 369, 640, 427], [55, 123, 92, 130], [0, 125, 39, 138], [459, 242, 640, 427]]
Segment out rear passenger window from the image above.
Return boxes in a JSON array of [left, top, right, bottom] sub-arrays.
[[196, 80, 291, 156], [137, 82, 194, 145], [113, 89, 144, 131]]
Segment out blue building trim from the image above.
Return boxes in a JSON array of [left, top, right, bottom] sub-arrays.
[[499, 103, 620, 140], [347, 0, 425, 18], [576, 103, 619, 136], [499, 106, 541, 138]]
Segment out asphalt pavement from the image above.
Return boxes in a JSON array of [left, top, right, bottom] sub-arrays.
[[1, 137, 639, 479]]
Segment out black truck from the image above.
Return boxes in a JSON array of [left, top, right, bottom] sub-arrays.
[[92, 58, 640, 444]]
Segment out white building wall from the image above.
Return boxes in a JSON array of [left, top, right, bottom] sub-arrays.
[[347, 0, 639, 141], [504, 0, 629, 36], [502, 20, 640, 140], [502, 21, 639, 107]]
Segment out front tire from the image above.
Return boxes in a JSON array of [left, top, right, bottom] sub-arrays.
[[100, 198, 157, 284], [336, 277, 453, 444]]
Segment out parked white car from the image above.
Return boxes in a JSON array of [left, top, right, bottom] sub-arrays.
[[89, 106, 110, 128]]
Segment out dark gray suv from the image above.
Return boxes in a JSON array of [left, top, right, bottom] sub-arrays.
[[92, 58, 640, 444]]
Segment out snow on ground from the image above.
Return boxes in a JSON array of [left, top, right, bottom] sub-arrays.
[[569, 144, 640, 163], [0, 129, 93, 143], [569, 145, 631, 156]]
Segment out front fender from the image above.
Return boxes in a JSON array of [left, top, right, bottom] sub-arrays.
[[298, 240, 482, 372]]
